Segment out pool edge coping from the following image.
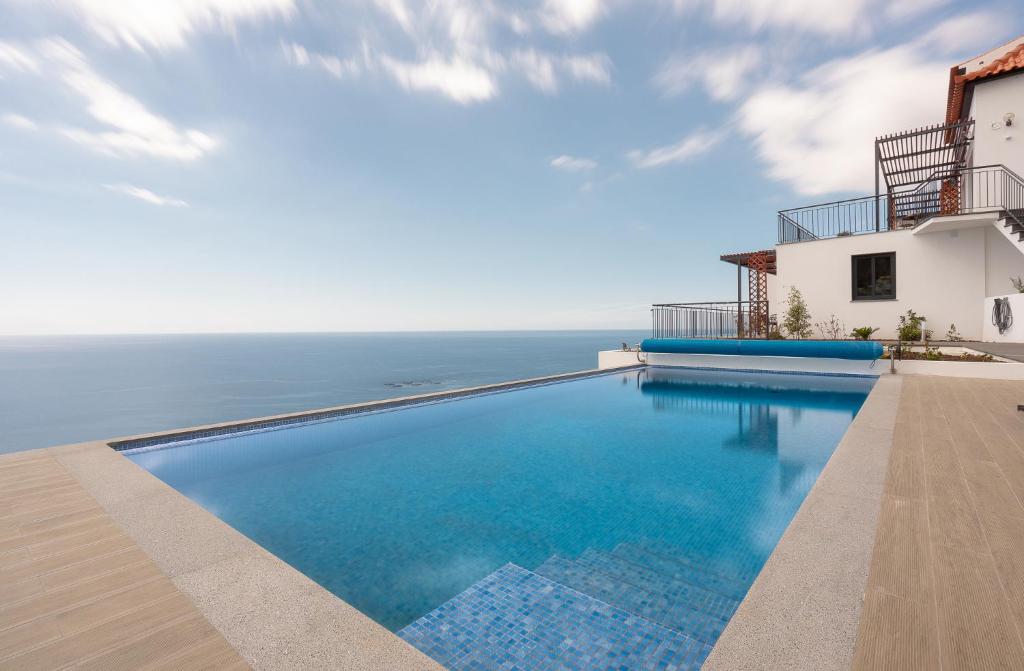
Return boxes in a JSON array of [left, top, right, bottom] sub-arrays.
[[703, 373, 901, 670]]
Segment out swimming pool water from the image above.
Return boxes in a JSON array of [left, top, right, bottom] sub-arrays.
[[127, 367, 872, 638]]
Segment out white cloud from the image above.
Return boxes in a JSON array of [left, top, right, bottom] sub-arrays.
[[105, 183, 189, 207], [280, 1, 613, 104], [628, 129, 724, 169], [379, 53, 497, 104], [885, 0, 950, 21], [540, 0, 607, 34], [551, 154, 598, 171], [1, 38, 217, 162], [663, 0, 877, 37], [58, 0, 296, 51], [654, 46, 760, 101], [0, 40, 39, 75], [735, 12, 1008, 196], [1, 113, 38, 130], [915, 11, 1000, 55], [282, 42, 361, 79], [506, 50, 611, 93], [510, 49, 559, 93], [738, 48, 944, 195], [562, 54, 612, 85]]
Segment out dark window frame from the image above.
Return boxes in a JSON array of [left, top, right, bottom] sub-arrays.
[[851, 252, 896, 301]]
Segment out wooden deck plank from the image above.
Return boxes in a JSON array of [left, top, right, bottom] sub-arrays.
[[0, 452, 249, 670], [853, 376, 1024, 671]]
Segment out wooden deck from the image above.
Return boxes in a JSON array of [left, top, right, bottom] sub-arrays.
[[853, 375, 1024, 670], [0, 450, 249, 670]]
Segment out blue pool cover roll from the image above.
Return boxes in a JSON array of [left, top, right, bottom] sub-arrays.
[[640, 338, 883, 360]]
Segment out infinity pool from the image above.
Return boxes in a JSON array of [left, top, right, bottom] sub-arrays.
[[126, 367, 872, 651]]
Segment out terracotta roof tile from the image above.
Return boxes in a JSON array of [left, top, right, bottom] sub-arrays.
[[947, 42, 1024, 124]]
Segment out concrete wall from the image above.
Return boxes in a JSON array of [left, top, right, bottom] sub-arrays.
[[969, 74, 1023, 175], [985, 223, 1024, 296], [774, 228, 987, 340]]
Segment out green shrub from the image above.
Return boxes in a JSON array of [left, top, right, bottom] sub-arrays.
[[897, 310, 927, 342], [850, 326, 878, 340]]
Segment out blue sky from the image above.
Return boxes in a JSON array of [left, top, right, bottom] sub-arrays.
[[0, 0, 1017, 334]]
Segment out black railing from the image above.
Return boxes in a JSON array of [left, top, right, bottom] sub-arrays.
[[652, 301, 770, 339], [778, 164, 1024, 243], [778, 194, 890, 243]]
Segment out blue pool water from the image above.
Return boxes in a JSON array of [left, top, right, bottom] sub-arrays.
[[127, 367, 872, 668]]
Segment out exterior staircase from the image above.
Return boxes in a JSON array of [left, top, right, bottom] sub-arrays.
[[398, 543, 750, 671]]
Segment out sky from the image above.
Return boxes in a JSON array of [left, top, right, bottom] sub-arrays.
[[0, 0, 1018, 334]]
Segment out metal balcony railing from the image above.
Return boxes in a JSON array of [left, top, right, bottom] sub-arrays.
[[652, 301, 771, 339], [777, 164, 1024, 244]]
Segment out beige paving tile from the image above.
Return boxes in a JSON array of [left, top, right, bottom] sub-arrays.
[[56, 578, 181, 636], [40, 546, 151, 591], [961, 458, 1024, 519], [0, 616, 62, 662], [0, 534, 135, 585], [0, 561, 164, 630], [0, 450, 249, 670], [864, 495, 932, 602], [975, 508, 1024, 641], [883, 442, 925, 501], [142, 632, 249, 670], [851, 586, 939, 671], [924, 466, 985, 550], [76, 613, 215, 671], [0, 515, 115, 554], [932, 544, 1024, 670], [2, 593, 196, 671], [25, 521, 124, 558]]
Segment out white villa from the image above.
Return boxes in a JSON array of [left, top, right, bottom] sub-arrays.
[[672, 35, 1024, 343]]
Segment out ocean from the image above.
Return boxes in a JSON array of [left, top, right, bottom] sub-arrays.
[[0, 331, 647, 454]]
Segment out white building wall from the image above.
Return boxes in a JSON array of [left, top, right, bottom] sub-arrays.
[[968, 75, 1024, 176], [774, 228, 989, 340], [985, 224, 1024, 296]]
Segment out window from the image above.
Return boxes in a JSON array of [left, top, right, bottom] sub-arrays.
[[852, 252, 895, 300]]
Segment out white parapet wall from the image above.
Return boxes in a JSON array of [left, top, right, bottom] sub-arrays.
[[599, 349, 1024, 378], [983, 292, 1024, 342], [598, 350, 883, 376], [598, 350, 646, 369]]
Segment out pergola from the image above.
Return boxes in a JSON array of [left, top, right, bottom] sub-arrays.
[[874, 119, 975, 223], [720, 249, 777, 337]]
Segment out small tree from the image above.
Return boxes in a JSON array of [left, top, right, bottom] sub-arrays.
[[945, 323, 964, 342], [783, 287, 813, 339]]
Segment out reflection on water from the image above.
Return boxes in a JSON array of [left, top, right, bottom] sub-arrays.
[[639, 367, 870, 493]]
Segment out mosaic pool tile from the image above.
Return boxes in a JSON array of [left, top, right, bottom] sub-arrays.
[[607, 545, 751, 601], [398, 563, 712, 671], [533, 555, 730, 644], [574, 550, 743, 619]]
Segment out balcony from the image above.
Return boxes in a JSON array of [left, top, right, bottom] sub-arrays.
[[778, 164, 1024, 244]]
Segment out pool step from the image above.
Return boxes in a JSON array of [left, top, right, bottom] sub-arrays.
[[610, 543, 751, 601], [398, 563, 712, 671], [622, 540, 761, 587], [533, 555, 730, 644], [574, 549, 742, 621]]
